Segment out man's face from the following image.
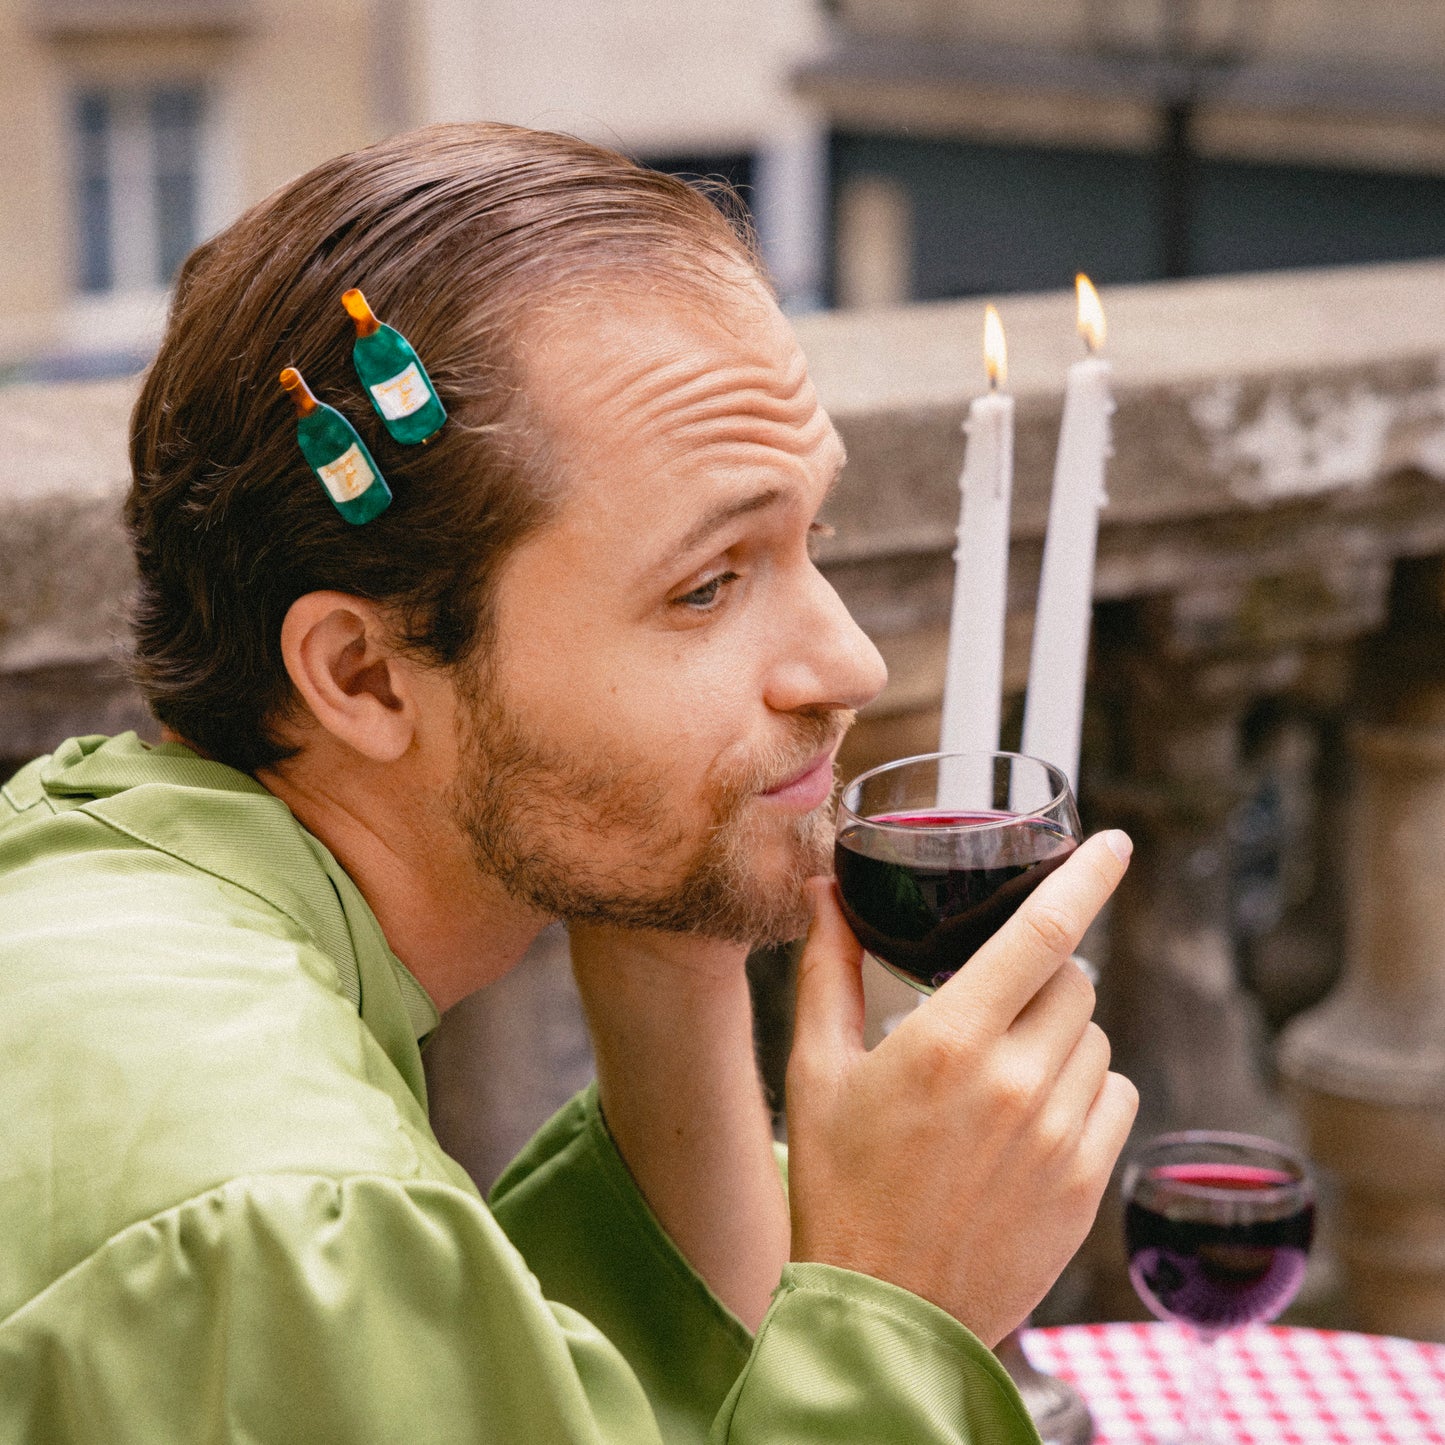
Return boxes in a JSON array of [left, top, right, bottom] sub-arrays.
[[449, 277, 887, 944]]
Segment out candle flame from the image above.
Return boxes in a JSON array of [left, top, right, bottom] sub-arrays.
[[1076, 273, 1105, 353], [983, 304, 1007, 389]]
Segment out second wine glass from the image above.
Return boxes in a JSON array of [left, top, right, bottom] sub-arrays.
[[1123, 1131, 1316, 1445]]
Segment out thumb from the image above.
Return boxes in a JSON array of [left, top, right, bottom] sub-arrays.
[[790, 877, 868, 1070]]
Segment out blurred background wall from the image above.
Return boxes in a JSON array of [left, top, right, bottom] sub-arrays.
[[4, 0, 1445, 382]]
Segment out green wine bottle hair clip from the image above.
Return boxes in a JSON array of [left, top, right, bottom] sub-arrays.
[[342, 288, 447, 445], [279, 366, 393, 525]]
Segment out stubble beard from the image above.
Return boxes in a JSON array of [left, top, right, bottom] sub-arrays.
[[449, 680, 849, 946]]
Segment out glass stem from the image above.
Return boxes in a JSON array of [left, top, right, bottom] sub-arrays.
[[1180, 1326, 1222, 1445]]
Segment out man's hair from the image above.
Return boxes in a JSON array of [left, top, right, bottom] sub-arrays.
[[126, 122, 762, 773]]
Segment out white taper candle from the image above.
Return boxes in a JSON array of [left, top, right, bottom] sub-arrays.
[[939, 305, 1013, 807], [1020, 275, 1114, 792]]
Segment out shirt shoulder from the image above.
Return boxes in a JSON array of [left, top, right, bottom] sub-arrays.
[[0, 750, 467, 1322]]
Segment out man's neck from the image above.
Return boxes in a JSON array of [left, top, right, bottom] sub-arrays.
[[256, 741, 550, 1013]]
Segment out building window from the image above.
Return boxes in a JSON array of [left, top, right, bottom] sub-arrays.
[[73, 84, 206, 295]]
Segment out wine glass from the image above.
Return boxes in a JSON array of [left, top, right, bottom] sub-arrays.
[[833, 750, 1082, 994], [1122, 1131, 1315, 1444], [834, 750, 1093, 1444]]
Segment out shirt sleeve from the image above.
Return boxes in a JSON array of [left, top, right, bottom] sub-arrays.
[[2, 1159, 1038, 1445], [490, 1085, 1040, 1445], [2, 1172, 665, 1445]]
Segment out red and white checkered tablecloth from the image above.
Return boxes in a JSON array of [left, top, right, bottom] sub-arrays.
[[1022, 1322, 1445, 1444]]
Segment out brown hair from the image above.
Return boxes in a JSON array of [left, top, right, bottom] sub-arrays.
[[126, 122, 762, 773]]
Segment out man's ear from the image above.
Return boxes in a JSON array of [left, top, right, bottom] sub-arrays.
[[279, 592, 416, 763]]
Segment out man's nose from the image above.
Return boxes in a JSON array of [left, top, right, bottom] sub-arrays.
[[764, 567, 888, 716]]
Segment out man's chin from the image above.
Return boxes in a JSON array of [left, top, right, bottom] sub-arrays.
[[702, 825, 829, 945], [548, 877, 813, 949], [678, 900, 813, 950], [758, 802, 834, 880], [601, 839, 821, 948]]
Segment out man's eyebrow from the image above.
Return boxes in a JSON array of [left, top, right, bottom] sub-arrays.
[[670, 487, 786, 560], [661, 450, 846, 568]]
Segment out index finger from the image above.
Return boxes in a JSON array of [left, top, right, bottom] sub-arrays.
[[932, 830, 1132, 1034]]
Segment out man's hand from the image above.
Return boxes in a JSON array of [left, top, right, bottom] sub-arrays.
[[785, 831, 1138, 1347]]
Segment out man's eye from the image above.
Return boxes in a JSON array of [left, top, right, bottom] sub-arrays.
[[675, 571, 739, 611]]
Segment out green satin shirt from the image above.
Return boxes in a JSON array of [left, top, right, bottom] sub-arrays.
[[0, 734, 1038, 1444]]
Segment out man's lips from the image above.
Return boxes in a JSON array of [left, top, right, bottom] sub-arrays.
[[759, 747, 839, 809]]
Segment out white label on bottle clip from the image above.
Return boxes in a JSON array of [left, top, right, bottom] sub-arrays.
[[370, 363, 429, 420], [317, 444, 376, 503]]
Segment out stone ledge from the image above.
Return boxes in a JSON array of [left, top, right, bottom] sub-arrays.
[[0, 379, 137, 675], [797, 258, 1445, 570], [3, 260, 1445, 748]]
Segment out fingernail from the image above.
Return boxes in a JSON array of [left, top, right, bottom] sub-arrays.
[[1103, 830, 1133, 862]]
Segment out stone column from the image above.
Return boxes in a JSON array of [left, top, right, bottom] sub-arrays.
[[1092, 608, 1303, 1149], [1078, 655, 1292, 1326], [1280, 697, 1445, 1341], [1071, 568, 1385, 1323]]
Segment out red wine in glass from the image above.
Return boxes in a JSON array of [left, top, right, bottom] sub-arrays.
[[1126, 1162, 1314, 1331], [833, 752, 1081, 994], [835, 810, 1077, 991], [1122, 1133, 1315, 1444]]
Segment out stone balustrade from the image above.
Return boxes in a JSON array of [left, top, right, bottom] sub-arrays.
[[3, 258, 1445, 1334]]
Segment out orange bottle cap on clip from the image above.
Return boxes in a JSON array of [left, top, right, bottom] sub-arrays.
[[341, 288, 381, 338], [279, 366, 319, 416]]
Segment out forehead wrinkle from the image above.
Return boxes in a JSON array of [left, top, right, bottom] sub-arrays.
[[631, 381, 825, 474], [530, 294, 841, 554], [602, 343, 814, 439], [661, 404, 832, 463]]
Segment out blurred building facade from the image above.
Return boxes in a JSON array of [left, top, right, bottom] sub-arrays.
[[6, 0, 1445, 377], [5, 0, 1445, 379], [0, 0, 826, 381], [1, 0, 370, 378], [807, 0, 1445, 305]]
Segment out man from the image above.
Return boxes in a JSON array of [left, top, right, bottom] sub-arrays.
[[0, 124, 1136, 1443]]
